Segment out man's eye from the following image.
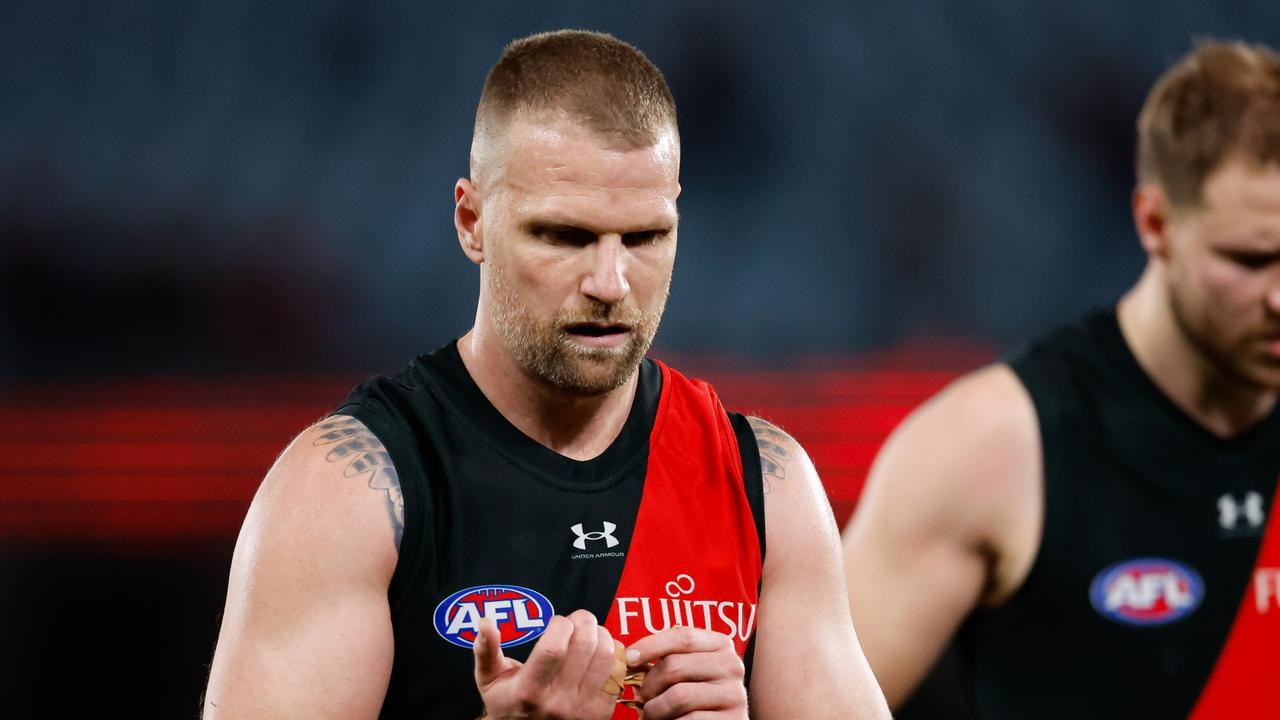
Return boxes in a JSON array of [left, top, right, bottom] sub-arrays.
[[536, 228, 594, 245], [623, 231, 666, 246], [1228, 252, 1275, 269]]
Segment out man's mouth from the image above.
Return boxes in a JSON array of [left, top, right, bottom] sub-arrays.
[[565, 322, 631, 338], [563, 322, 635, 349]]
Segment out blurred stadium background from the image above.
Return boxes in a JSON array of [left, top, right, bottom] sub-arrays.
[[2, 1, 1278, 716]]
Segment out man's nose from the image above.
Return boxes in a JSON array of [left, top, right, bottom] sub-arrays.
[[1267, 285, 1280, 315], [580, 234, 630, 304]]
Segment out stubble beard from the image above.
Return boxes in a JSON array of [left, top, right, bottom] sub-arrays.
[[1168, 281, 1280, 392], [486, 261, 669, 396]]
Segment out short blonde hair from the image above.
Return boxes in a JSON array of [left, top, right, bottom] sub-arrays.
[[1136, 40, 1280, 206], [474, 30, 678, 150]]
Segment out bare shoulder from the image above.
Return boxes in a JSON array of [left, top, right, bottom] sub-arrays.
[[745, 415, 841, 565], [876, 363, 1039, 503], [926, 363, 1036, 432], [305, 415, 405, 549], [745, 414, 827, 504], [745, 415, 803, 496], [844, 363, 1041, 601], [244, 414, 404, 577]]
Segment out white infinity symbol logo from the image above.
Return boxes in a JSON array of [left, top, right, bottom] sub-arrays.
[[664, 574, 695, 598]]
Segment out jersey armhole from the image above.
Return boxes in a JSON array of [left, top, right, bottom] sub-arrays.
[[996, 359, 1070, 610], [333, 400, 429, 618], [728, 411, 767, 561], [728, 411, 766, 689]]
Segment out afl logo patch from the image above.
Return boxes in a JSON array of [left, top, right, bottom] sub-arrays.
[[433, 585, 554, 649], [1089, 558, 1203, 626]]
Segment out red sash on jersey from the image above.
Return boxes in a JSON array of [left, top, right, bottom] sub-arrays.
[[602, 362, 763, 718], [1189, 486, 1280, 718]]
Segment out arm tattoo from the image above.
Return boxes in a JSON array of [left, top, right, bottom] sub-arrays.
[[747, 416, 792, 496], [312, 415, 405, 549]]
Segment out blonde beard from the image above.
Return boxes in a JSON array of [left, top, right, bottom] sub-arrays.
[[1168, 282, 1280, 391], [485, 260, 667, 396]]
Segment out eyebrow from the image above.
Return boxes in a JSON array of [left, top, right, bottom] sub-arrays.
[[1213, 230, 1280, 250]]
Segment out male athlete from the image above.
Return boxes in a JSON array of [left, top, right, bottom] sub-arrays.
[[843, 41, 1280, 718], [203, 30, 889, 720]]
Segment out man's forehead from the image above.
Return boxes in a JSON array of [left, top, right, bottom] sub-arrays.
[[1193, 162, 1280, 246], [1203, 159, 1280, 208], [495, 115, 680, 188]]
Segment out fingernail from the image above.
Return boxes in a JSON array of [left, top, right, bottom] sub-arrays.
[[626, 649, 640, 664]]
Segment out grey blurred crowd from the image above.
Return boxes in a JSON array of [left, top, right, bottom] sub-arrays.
[[2, 0, 1276, 376]]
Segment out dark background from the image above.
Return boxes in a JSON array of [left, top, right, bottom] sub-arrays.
[[2, 2, 1278, 716]]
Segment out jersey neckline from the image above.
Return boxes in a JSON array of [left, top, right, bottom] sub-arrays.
[[413, 340, 663, 491]]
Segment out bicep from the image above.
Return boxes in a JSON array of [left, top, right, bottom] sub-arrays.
[[746, 418, 891, 720], [204, 417, 402, 719], [841, 364, 1036, 707], [842, 451, 988, 708]]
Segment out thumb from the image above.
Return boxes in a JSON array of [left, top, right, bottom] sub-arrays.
[[472, 618, 506, 687]]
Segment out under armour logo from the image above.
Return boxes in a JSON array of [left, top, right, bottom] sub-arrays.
[[570, 521, 619, 550], [1219, 492, 1265, 531]]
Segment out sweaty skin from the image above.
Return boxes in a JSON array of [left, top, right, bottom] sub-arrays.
[[842, 158, 1280, 709]]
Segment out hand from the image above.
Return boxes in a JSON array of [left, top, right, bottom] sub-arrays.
[[474, 609, 619, 720], [626, 627, 748, 719]]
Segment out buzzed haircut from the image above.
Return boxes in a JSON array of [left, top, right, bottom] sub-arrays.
[[1137, 39, 1280, 207], [473, 30, 678, 150]]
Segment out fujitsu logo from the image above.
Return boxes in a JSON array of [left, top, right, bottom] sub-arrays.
[[571, 521, 619, 550], [614, 573, 757, 642], [1254, 567, 1280, 613]]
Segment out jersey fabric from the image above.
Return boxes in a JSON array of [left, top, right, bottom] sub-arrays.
[[336, 342, 766, 719], [957, 308, 1280, 718]]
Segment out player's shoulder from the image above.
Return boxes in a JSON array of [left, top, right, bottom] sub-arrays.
[[268, 415, 394, 492], [744, 415, 808, 479], [741, 415, 846, 575], [742, 415, 829, 516], [905, 363, 1037, 455], [846, 364, 1041, 572], [246, 414, 402, 574], [864, 363, 1040, 516]]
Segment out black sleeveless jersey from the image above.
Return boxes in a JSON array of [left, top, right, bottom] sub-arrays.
[[958, 309, 1280, 718], [336, 342, 766, 719]]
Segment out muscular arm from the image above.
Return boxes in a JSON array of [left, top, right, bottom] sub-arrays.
[[841, 365, 1041, 708], [203, 415, 404, 719], [745, 417, 892, 720]]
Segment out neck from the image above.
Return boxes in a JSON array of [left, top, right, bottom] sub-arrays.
[[1117, 265, 1278, 438], [456, 324, 639, 461]]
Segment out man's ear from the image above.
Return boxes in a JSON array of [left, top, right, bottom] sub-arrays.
[[455, 179, 484, 265], [1133, 183, 1172, 262]]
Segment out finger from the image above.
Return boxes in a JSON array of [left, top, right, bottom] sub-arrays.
[[639, 680, 746, 720], [602, 639, 627, 696], [555, 609, 601, 691], [521, 615, 574, 686], [472, 618, 507, 687], [625, 626, 733, 668], [581, 626, 619, 696], [635, 646, 744, 703]]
